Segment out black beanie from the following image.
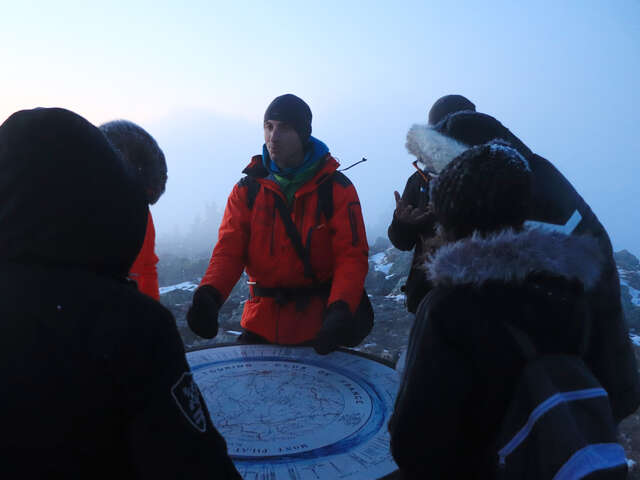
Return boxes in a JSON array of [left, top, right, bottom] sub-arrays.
[[428, 94, 476, 125], [430, 140, 532, 240], [100, 120, 167, 205], [264, 94, 312, 145], [0, 107, 147, 277]]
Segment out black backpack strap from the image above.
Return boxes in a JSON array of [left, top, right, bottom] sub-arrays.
[[238, 176, 261, 210], [272, 192, 318, 283], [316, 171, 351, 222], [316, 176, 334, 222]]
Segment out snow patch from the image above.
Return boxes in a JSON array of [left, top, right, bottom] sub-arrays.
[[370, 251, 393, 274], [621, 279, 640, 307], [226, 330, 242, 336], [385, 274, 395, 280], [385, 294, 405, 303], [630, 334, 640, 347], [159, 281, 199, 295], [376, 263, 392, 274], [370, 252, 386, 264], [627, 458, 636, 470]]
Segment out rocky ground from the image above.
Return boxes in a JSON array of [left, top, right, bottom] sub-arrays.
[[159, 242, 640, 476]]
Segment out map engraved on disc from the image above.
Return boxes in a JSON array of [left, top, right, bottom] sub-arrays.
[[187, 345, 400, 480]]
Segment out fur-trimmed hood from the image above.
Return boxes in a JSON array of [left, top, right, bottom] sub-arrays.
[[406, 111, 534, 173], [425, 228, 604, 291], [406, 124, 468, 172]]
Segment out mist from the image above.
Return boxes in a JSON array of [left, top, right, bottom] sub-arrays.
[[148, 90, 640, 260], [3, 1, 636, 257]]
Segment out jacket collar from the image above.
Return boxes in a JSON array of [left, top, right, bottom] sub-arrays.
[[242, 154, 339, 197], [425, 228, 604, 291], [406, 124, 468, 173]]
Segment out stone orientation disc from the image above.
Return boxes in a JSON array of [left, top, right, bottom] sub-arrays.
[[187, 344, 400, 479]]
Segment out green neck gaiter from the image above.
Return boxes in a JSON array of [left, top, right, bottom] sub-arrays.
[[274, 161, 323, 205]]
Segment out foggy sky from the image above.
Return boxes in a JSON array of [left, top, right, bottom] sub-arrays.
[[1, 1, 639, 256]]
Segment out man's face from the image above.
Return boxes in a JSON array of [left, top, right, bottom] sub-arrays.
[[264, 119, 304, 170]]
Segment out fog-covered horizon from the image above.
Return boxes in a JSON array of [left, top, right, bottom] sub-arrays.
[[2, 1, 638, 257], [147, 98, 640, 258]]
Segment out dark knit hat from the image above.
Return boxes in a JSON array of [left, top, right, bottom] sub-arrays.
[[430, 140, 532, 240], [264, 94, 312, 145], [0, 108, 147, 277], [428, 94, 476, 125], [100, 120, 167, 205]]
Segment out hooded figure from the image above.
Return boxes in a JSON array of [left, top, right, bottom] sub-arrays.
[[388, 94, 477, 313], [0, 108, 239, 479], [402, 95, 639, 423], [389, 141, 617, 479]]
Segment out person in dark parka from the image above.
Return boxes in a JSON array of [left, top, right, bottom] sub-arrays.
[[389, 142, 612, 479], [0, 108, 240, 479], [387, 95, 476, 313], [402, 94, 640, 422]]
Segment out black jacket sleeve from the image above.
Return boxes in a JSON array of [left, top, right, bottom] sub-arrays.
[[118, 303, 240, 479], [387, 172, 433, 250], [389, 290, 477, 478]]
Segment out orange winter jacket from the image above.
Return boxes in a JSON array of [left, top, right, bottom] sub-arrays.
[[200, 154, 369, 344], [129, 209, 160, 300]]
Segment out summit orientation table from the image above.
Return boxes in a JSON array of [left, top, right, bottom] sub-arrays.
[[187, 344, 400, 479]]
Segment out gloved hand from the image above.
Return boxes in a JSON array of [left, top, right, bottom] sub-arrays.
[[313, 301, 354, 355], [187, 285, 222, 339]]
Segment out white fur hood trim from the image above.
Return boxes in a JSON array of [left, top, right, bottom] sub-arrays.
[[405, 124, 469, 173], [426, 229, 604, 290]]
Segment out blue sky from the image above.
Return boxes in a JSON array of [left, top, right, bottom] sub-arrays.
[[1, 1, 639, 255]]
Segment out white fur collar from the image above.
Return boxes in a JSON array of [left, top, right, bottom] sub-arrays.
[[425, 228, 603, 290], [405, 124, 469, 173]]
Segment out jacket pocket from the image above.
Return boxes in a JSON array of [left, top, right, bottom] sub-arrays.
[[347, 202, 365, 247]]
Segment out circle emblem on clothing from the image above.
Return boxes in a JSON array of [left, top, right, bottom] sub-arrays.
[[187, 344, 399, 479]]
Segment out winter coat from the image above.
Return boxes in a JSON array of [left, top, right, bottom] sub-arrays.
[[389, 229, 612, 479], [200, 143, 369, 345], [0, 107, 239, 479], [387, 169, 436, 313], [406, 114, 640, 421], [0, 264, 240, 479], [129, 209, 160, 300]]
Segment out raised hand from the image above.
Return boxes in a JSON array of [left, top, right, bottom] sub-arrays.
[[394, 191, 432, 225]]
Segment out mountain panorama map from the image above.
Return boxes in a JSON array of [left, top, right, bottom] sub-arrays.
[[186, 344, 400, 479]]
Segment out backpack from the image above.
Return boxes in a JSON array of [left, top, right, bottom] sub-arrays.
[[495, 323, 627, 480]]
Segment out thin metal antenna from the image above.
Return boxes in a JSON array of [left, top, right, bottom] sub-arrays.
[[339, 157, 367, 172]]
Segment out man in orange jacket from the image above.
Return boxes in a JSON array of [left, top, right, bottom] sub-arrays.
[[187, 94, 372, 353], [100, 120, 167, 300]]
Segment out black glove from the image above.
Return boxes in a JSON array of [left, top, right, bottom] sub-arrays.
[[187, 285, 221, 339], [313, 301, 354, 355]]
